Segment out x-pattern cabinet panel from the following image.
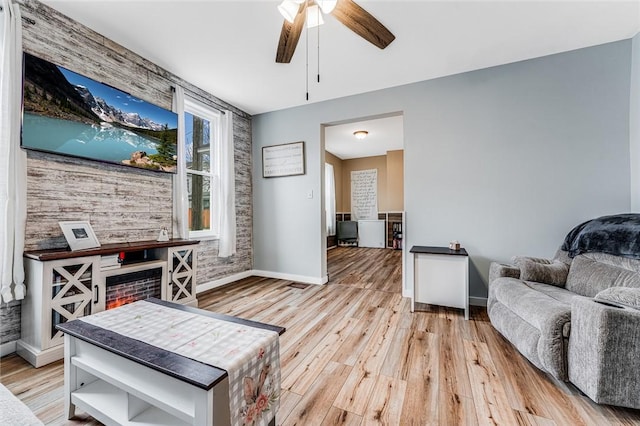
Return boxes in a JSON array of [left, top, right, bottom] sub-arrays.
[[166, 246, 197, 305], [45, 256, 99, 349]]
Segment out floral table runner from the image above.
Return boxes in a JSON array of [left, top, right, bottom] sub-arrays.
[[79, 300, 280, 426]]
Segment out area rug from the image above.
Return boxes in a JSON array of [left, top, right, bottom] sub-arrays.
[[0, 383, 43, 426]]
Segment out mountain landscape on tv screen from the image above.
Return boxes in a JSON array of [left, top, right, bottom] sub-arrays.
[[22, 53, 178, 172]]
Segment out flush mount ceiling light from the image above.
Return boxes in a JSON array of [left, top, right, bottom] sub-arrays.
[[353, 130, 369, 140]]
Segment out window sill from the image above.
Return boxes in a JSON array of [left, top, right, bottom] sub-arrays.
[[188, 234, 219, 242]]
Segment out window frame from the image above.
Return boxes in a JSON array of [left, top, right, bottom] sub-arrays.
[[183, 97, 221, 239]]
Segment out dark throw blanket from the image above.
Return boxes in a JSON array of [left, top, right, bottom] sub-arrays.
[[561, 214, 640, 259]]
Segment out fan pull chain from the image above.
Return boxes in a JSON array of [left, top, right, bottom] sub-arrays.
[[306, 12, 309, 101], [317, 5, 320, 83]]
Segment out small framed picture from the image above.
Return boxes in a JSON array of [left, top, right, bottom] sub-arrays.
[[59, 221, 101, 251]]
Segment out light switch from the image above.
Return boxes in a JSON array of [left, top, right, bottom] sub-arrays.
[[307, 190, 313, 199]]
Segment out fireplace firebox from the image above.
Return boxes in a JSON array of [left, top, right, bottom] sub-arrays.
[[105, 268, 163, 310]]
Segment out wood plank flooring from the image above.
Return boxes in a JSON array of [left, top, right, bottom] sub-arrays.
[[2, 246, 640, 425]]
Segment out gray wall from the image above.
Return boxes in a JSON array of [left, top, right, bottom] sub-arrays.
[[631, 32, 640, 212], [253, 40, 632, 298], [1, 0, 253, 348]]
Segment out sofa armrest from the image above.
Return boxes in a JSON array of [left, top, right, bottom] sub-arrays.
[[595, 287, 640, 310], [511, 255, 553, 265], [488, 262, 520, 285], [568, 297, 640, 408]]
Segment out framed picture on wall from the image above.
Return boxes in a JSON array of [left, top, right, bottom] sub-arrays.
[[59, 221, 101, 251], [262, 141, 305, 178]]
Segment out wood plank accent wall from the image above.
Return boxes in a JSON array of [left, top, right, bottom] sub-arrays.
[[24, 151, 174, 250], [1, 0, 253, 346]]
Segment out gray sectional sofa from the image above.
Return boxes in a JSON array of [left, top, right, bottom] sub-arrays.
[[488, 247, 640, 409]]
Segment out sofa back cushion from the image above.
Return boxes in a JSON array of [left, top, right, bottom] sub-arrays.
[[565, 252, 640, 297], [519, 260, 569, 287]]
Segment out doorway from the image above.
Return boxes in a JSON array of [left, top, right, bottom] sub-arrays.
[[322, 113, 405, 293]]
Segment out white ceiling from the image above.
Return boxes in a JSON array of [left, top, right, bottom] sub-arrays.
[[40, 0, 640, 117], [325, 115, 404, 159], [39, 0, 639, 159]]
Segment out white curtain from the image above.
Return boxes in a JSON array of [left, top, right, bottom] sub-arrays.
[[0, 0, 27, 303], [172, 86, 188, 239], [218, 111, 236, 257], [325, 163, 336, 236]]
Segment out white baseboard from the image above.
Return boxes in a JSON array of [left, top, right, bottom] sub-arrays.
[[469, 296, 488, 307], [196, 270, 255, 293], [16, 340, 63, 367], [401, 295, 488, 307], [252, 270, 328, 285], [0, 340, 16, 357], [197, 269, 329, 293]]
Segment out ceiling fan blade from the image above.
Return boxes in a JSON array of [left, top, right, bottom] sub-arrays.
[[332, 0, 395, 50], [276, 2, 308, 63]]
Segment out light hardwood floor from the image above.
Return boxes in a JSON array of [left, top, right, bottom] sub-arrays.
[[2, 247, 640, 425]]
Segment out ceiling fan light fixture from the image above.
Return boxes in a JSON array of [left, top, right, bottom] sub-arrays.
[[306, 4, 324, 28], [353, 130, 369, 140], [278, 0, 299, 23], [317, 0, 337, 14]]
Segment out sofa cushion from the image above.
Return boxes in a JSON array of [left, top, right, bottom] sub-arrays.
[[565, 253, 640, 297], [488, 301, 543, 371], [490, 277, 573, 380], [493, 279, 572, 335], [526, 282, 580, 308], [595, 287, 640, 310], [519, 260, 569, 287]]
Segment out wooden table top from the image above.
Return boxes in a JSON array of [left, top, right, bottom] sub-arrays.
[[24, 239, 200, 261]]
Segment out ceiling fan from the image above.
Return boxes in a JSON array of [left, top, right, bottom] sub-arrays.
[[276, 0, 396, 63]]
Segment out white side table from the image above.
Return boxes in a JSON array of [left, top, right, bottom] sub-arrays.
[[410, 246, 469, 320]]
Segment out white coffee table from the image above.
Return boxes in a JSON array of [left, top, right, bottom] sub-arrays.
[[57, 299, 284, 426]]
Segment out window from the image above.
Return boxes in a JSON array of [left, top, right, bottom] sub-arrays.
[[183, 98, 221, 238], [325, 163, 336, 236]]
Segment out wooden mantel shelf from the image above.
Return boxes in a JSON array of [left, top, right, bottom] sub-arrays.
[[24, 239, 200, 262]]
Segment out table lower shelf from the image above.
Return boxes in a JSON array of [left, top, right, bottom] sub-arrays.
[[72, 379, 190, 426]]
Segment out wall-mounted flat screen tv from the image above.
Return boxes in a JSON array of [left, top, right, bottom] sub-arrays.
[[21, 52, 178, 173]]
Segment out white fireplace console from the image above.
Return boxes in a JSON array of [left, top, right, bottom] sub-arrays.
[[17, 239, 199, 367]]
